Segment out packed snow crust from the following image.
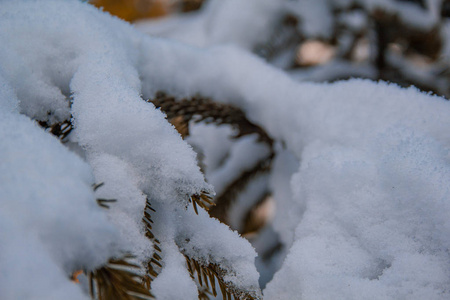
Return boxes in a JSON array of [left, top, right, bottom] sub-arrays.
[[2, 0, 450, 299]]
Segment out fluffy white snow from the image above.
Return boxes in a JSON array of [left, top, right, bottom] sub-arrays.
[[2, 0, 450, 299], [0, 72, 118, 300], [1, 1, 261, 299], [135, 0, 281, 49], [133, 34, 450, 298]]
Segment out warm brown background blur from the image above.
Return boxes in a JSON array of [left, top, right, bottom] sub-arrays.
[[90, 0, 204, 21]]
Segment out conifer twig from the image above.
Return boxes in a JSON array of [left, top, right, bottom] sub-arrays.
[[88, 255, 154, 300], [184, 256, 261, 300], [189, 191, 215, 214], [147, 93, 275, 225], [209, 153, 274, 224], [142, 198, 162, 292], [38, 119, 73, 141], [148, 93, 273, 146]]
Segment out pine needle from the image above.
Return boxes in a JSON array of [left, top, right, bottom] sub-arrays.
[[147, 93, 273, 146], [209, 153, 274, 223], [189, 192, 215, 214], [96, 198, 117, 209], [38, 119, 73, 142], [141, 198, 163, 291], [93, 183, 105, 191], [148, 93, 274, 227], [184, 256, 261, 300], [91, 183, 117, 209], [89, 256, 154, 300]]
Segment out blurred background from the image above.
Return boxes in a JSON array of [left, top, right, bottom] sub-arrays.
[[90, 0, 204, 20], [91, 0, 450, 98]]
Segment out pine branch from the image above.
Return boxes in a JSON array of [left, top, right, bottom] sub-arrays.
[[92, 183, 117, 209], [38, 119, 73, 142], [147, 93, 273, 146], [189, 191, 215, 215], [88, 255, 154, 300], [184, 256, 261, 300], [96, 198, 117, 209], [142, 198, 162, 291], [93, 183, 105, 191], [209, 153, 274, 224], [76, 185, 154, 299], [241, 192, 272, 236], [148, 93, 275, 224]]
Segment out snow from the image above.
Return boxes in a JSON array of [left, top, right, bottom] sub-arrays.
[[0, 0, 213, 204], [187, 123, 236, 172], [289, 60, 377, 82], [264, 133, 450, 299], [135, 0, 281, 49], [268, 148, 301, 249], [0, 73, 117, 300], [2, 0, 450, 299], [134, 39, 450, 298], [206, 134, 270, 196], [150, 239, 198, 300], [174, 207, 261, 296], [286, 0, 334, 39], [88, 154, 154, 261], [0, 1, 261, 299]]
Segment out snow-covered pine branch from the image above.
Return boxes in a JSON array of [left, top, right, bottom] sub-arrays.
[[2, 0, 450, 299]]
